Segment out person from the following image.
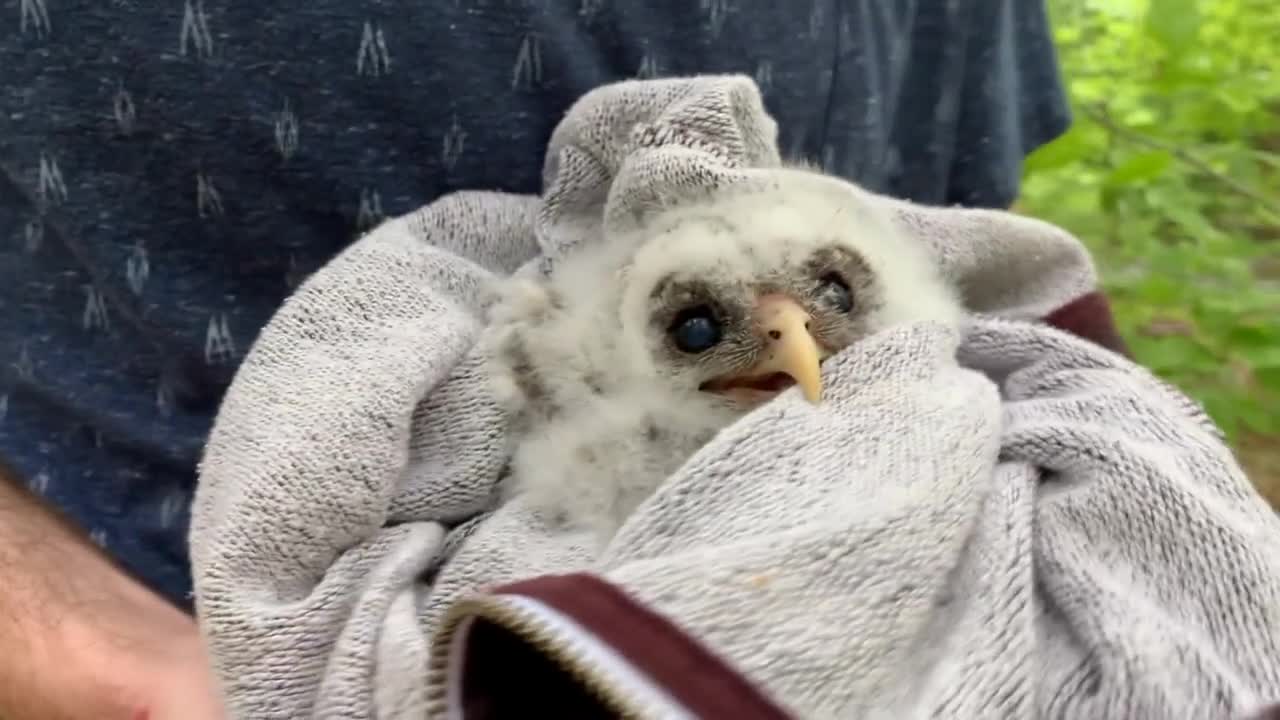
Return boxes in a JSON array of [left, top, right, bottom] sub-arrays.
[[0, 1, 1073, 717]]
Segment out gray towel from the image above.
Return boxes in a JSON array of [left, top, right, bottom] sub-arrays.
[[190, 76, 1280, 719]]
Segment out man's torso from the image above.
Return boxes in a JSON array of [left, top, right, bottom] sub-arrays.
[[0, 0, 1066, 606]]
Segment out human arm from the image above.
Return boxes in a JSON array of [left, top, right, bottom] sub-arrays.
[[0, 462, 224, 720]]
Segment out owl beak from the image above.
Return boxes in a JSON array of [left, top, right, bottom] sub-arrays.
[[749, 294, 824, 404]]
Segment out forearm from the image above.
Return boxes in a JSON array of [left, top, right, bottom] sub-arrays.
[[0, 461, 202, 719]]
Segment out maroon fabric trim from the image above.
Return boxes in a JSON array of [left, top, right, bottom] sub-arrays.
[[1246, 703, 1280, 720], [491, 572, 794, 720], [1043, 291, 1131, 358], [460, 617, 620, 719]]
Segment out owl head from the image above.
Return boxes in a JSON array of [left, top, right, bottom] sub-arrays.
[[484, 167, 962, 424]]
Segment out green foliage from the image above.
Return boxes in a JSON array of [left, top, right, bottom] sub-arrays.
[[1021, 0, 1280, 441]]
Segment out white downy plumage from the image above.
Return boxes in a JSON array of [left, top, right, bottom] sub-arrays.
[[482, 166, 963, 543]]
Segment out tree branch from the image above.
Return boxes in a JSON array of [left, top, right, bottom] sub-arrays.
[[1081, 105, 1280, 220]]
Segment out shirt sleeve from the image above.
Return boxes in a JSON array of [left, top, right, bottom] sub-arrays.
[[946, 0, 1072, 208]]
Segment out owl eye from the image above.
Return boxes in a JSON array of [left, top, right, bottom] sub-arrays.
[[817, 273, 853, 313], [669, 305, 722, 354]]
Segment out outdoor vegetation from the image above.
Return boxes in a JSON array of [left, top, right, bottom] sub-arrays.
[[1021, 0, 1280, 504]]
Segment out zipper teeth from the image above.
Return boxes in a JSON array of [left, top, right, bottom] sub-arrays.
[[426, 595, 653, 719]]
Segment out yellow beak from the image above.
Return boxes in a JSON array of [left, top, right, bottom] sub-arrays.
[[749, 294, 824, 404]]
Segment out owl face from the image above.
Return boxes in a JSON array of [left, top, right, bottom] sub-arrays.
[[612, 175, 932, 411], [491, 170, 959, 422], [630, 240, 882, 408]]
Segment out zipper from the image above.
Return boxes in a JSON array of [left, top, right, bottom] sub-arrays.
[[427, 594, 673, 720]]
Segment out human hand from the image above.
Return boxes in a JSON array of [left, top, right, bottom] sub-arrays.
[[0, 464, 225, 720], [16, 598, 227, 720], [112, 628, 227, 720]]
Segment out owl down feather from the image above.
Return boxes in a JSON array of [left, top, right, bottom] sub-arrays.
[[481, 166, 963, 544]]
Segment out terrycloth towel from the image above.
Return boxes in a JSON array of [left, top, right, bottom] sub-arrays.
[[190, 76, 1280, 719]]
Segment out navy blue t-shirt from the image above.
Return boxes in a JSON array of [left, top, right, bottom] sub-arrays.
[[0, 0, 1069, 608]]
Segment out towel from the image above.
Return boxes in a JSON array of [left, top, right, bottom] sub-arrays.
[[190, 75, 1280, 719]]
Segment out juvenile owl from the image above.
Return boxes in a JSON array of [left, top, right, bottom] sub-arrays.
[[481, 167, 962, 543]]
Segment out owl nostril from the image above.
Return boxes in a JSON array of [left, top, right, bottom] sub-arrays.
[[768, 329, 782, 340], [804, 320, 811, 330]]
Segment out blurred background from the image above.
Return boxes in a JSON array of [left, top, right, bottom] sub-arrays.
[[1019, 0, 1280, 506]]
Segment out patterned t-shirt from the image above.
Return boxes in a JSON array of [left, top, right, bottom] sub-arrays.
[[0, 0, 1070, 609]]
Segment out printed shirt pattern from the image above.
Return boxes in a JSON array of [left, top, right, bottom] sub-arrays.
[[0, 0, 1069, 608]]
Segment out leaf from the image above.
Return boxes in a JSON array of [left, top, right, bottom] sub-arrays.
[[1070, 77, 1110, 104], [1132, 275, 1187, 306], [1255, 366, 1280, 393], [1131, 334, 1215, 373], [1145, 0, 1202, 54], [1023, 125, 1091, 174], [1087, 0, 1144, 20], [1252, 150, 1280, 171], [1244, 346, 1280, 369], [1100, 183, 1122, 213], [1104, 150, 1174, 187], [1164, 204, 1222, 241], [1237, 401, 1280, 435], [1198, 293, 1278, 317], [1120, 106, 1159, 127], [1215, 85, 1261, 115], [1227, 323, 1280, 352], [1054, 26, 1083, 45], [1151, 62, 1218, 93]]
